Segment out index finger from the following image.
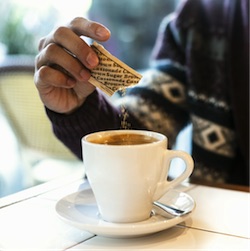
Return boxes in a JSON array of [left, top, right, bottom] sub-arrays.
[[68, 17, 111, 41], [38, 17, 111, 69]]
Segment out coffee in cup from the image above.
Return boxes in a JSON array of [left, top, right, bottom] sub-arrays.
[[88, 132, 158, 145]]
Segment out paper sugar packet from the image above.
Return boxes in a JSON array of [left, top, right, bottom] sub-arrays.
[[89, 41, 142, 96]]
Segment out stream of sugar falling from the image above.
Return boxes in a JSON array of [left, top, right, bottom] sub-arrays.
[[120, 89, 131, 129]]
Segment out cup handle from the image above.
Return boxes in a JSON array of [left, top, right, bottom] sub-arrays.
[[153, 149, 194, 201]]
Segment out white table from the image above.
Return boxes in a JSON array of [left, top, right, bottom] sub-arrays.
[[0, 172, 249, 250]]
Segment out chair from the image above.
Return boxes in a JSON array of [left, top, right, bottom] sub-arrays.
[[0, 55, 82, 191]]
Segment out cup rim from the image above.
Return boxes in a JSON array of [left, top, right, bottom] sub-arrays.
[[82, 129, 167, 147]]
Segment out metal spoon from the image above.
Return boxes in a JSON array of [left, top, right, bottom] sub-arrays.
[[152, 201, 191, 218]]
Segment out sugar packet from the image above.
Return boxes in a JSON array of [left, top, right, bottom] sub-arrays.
[[89, 41, 142, 96]]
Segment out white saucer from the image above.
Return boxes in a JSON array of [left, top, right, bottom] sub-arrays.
[[55, 187, 195, 238]]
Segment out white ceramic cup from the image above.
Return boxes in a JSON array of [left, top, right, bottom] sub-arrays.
[[82, 130, 194, 223]]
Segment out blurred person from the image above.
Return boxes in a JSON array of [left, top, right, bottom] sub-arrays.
[[34, 0, 249, 186]]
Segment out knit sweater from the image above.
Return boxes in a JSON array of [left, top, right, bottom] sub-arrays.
[[46, 0, 249, 186]]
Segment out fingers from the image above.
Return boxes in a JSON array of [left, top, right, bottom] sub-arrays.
[[68, 17, 111, 41], [35, 17, 108, 112], [38, 17, 110, 69], [39, 27, 97, 71], [36, 42, 91, 83], [39, 17, 110, 49], [35, 65, 76, 91], [53, 26, 101, 69], [34, 64, 96, 114]]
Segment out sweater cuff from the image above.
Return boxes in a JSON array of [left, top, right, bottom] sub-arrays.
[[45, 90, 121, 158]]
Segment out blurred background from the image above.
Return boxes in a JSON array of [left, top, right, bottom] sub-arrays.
[[0, 0, 180, 197], [0, 0, 180, 67]]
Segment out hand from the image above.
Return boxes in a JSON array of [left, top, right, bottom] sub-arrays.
[[34, 17, 111, 114]]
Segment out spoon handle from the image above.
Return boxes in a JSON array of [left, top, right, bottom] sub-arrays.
[[153, 201, 186, 217]]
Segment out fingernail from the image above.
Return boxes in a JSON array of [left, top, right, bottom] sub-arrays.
[[96, 27, 110, 37], [86, 52, 99, 67]]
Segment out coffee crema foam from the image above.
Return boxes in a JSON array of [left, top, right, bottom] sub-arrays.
[[89, 133, 158, 145]]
